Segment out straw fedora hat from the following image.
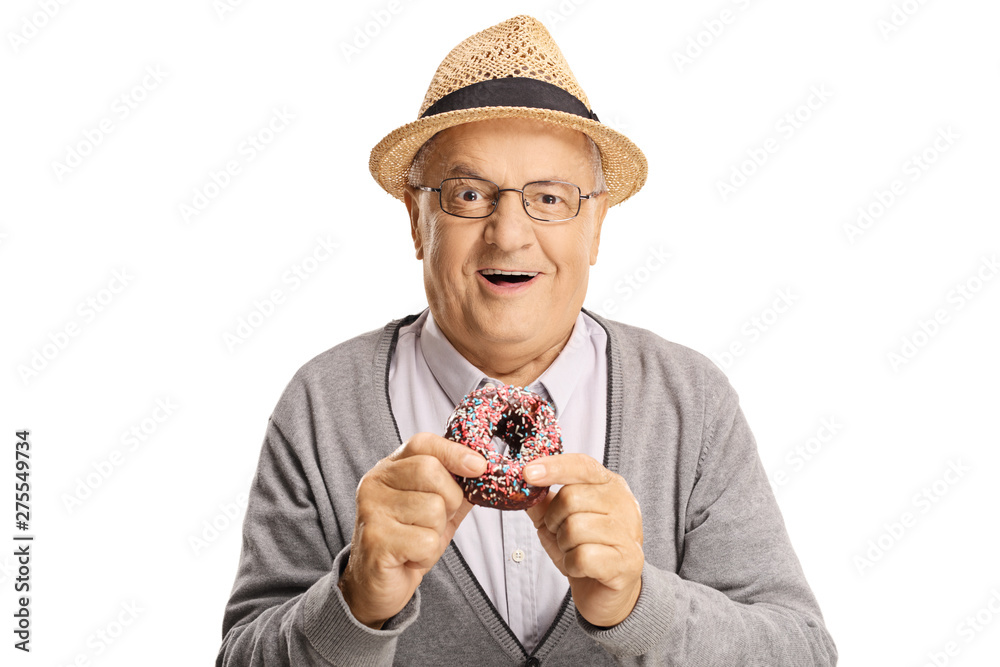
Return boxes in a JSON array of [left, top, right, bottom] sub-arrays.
[[369, 14, 647, 207]]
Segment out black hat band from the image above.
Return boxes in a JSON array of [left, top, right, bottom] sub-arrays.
[[421, 77, 600, 122]]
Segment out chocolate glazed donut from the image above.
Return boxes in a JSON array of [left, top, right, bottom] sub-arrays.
[[445, 384, 563, 510]]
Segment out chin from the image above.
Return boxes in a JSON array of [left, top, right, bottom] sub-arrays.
[[473, 307, 543, 343]]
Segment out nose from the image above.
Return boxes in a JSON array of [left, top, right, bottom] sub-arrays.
[[483, 189, 535, 252]]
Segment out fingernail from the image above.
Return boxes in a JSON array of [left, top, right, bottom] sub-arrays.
[[524, 464, 544, 484]]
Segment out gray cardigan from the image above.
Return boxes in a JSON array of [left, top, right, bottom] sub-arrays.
[[218, 311, 838, 666]]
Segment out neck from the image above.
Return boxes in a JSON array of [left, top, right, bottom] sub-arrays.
[[443, 323, 575, 388]]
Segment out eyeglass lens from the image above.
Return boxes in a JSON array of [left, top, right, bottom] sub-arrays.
[[439, 178, 581, 221]]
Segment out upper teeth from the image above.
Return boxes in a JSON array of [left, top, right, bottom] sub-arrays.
[[481, 269, 538, 276]]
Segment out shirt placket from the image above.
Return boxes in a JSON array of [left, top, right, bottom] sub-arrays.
[[479, 379, 552, 651], [500, 500, 538, 650]]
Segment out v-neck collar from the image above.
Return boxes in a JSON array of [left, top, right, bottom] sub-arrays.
[[420, 308, 597, 420], [374, 309, 624, 661]]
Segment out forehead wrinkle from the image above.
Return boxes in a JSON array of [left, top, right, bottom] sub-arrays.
[[441, 160, 577, 188], [430, 127, 592, 187], [444, 162, 485, 179], [438, 149, 510, 185]]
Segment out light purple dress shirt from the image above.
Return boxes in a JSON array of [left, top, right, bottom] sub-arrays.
[[388, 308, 607, 651]]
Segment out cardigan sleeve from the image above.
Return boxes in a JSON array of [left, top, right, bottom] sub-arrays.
[[216, 418, 420, 667], [577, 371, 838, 665]]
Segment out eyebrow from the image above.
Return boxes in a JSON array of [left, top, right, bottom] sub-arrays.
[[444, 163, 485, 179], [443, 162, 575, 185]]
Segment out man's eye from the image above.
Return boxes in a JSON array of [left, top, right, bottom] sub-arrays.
[[540, 194, 561, 205], [460, 190, 480, 202]]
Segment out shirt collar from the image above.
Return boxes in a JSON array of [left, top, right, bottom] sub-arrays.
[[419, 309, 592, 418]]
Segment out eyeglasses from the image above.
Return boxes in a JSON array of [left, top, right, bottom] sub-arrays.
[[415, 177, 600, 223]]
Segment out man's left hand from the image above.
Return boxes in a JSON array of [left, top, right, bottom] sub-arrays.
[[524, 454, 644, 628]]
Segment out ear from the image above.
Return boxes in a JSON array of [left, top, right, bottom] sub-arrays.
[[403, 186, 424, 260], [589, 194, 609, 265]]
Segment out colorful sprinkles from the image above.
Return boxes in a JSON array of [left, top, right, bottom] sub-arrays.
[[444, 384, 563, 510]]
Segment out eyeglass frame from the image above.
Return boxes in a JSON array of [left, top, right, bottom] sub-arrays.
[[413, 177, 602, 223]]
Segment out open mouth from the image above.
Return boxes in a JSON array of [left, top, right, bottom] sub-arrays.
[[480, 269, 539, 286]]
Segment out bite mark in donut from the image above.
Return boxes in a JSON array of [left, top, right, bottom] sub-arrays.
[[444, 384, 563, 510]]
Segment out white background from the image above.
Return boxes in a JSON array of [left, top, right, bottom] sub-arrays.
[[2, 0, 999, 664]]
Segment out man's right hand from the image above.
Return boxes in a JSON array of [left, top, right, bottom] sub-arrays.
[[338, 432, 487, 629]]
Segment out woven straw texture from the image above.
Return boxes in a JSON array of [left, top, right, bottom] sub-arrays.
[[417, 14, 590, 116], [369, 15, 647, 207]]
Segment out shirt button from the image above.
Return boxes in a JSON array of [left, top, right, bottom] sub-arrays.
[[524, 658, 540, 667], [511, 549, 525, 563]]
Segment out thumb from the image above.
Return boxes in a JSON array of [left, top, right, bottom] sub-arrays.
[[399, 432, 488, 478], [441, 439, 489, 478]]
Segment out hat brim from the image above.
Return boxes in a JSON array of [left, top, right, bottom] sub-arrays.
[[369, 106, 647, 207]]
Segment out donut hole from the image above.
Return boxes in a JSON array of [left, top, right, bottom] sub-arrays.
[[492, 413, 529, 459], [488, 434, 514, 456]]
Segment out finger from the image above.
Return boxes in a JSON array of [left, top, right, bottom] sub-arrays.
[[374, 454, 462, 517], [541, 483, 611, 535], [398, 526, 444, 571], [533, 519, 568, 576], [555, 512, 621, 554], [523, 453, 613, 487], [394, 432, 488, 478], [443, 498, 475, 542], [356, 520, 444, 572], [379, 455, 455, 493], [524, 488, 554, 529], [381, 489, 449, 534], [525, 491, 568, 573], [562, 543, 624, 582]]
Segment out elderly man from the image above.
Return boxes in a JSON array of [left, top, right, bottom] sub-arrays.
[[218, 15, 837, 666]]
